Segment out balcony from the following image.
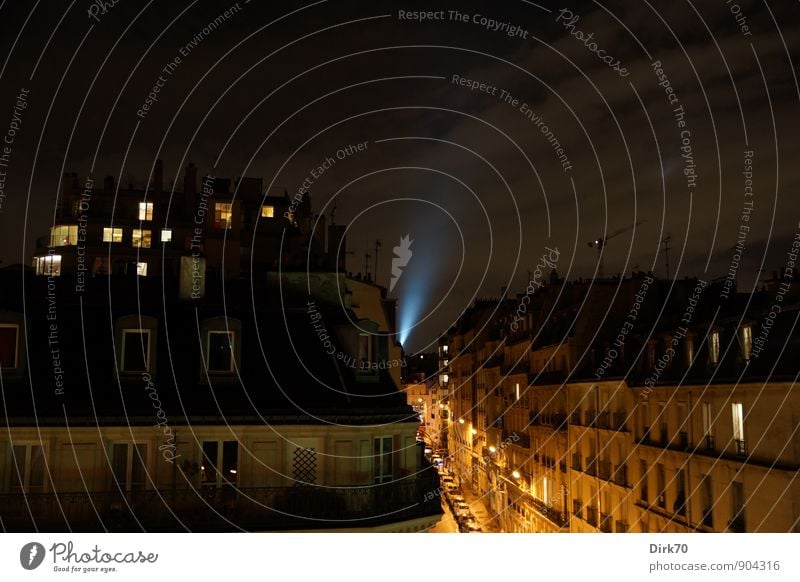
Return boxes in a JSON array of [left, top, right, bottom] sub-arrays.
[[613, 464, 628, 487], [734, 439, 747, 457], [572, 499, 583, 518], [584, 457, 597, 476], [502, 430, 531, 449], [678, 431, 690, 450], [0, 472, 442, 532], [674, 494, 687, 517], [571, 411, 582, 426], [596, 411, 610, 429], [528, 496, 569, 528], [598, 460, 612, 481], [703, 434, 715, 451], [615, 520, 629, 533], [658, 425, 668, 446], [559, 460, 567, 474], [701, 508, 713, 529], [586, 505, 598, 527], [728, 514, 746, 533], [613, 411, 628, 431], [600, 512, 613, 532], [584, 410, 596, 426], [571, 453, 582, 472]]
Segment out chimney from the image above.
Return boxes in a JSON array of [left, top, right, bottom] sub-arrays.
[[153, 159, 163, 193], [104, 175, 115, 193]]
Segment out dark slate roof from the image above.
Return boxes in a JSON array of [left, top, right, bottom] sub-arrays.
[[0, 267, 415, 427]]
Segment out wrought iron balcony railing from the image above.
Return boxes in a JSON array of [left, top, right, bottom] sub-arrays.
[[0, 472, 442, 532]]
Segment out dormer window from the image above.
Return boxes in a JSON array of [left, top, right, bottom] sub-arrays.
[[116, 315, 157, 374], [207, 331, 235, 372], [709, 331, 720, 365], [740, 326, 752, 361], [201, 317, 241, 376], [138, 202, 153, 221], [121, 329, 151, 372]]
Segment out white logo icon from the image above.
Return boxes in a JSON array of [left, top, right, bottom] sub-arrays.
[[390, 235, 413, 292]]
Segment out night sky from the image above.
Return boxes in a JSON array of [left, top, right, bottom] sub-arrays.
[[1, 0, 798, 353]]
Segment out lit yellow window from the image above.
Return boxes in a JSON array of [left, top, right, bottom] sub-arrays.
[[138, 202, 153, 221], [161, 229, 172, 242], [261, 205, 274, 218], [132, 229, 152, 248], [49, 225, 78, 246], [103, 227, 123, 243], [214, 203, 232, 229]]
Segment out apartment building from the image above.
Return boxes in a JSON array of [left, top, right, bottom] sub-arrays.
[[444, 272, 800, 533], [0, 166, 440, 532]]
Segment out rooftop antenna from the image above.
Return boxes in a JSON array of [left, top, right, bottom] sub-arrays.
[[588, 219, 647, 278], [374, 239, 382, 285], [363, 251, 372, 281], [660, 234, 672, 280]]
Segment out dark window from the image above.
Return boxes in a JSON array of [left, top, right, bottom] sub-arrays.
[[374, 436, 393, 483], [122, 330, 150, 372], [207, 331, 234, 372], [112, 443, 147, 491], [10, 444, 45, 493], [0, 326, 18, 369]]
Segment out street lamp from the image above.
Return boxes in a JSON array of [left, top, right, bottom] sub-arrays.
[[470, 428, 477, 435], [512, 470, 521, 479], [458, 418, 465, 424], [489, 446, 496, 454]]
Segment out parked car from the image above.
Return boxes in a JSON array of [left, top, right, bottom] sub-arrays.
[[453, 501, 471, 517], [463, 518, 482, 532], [449, 494, 465, 504]]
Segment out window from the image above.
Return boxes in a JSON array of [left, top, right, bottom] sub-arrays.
[[33, 255, 62, 276], [121, 329, 151, 372], [92, 257, 110, 275], [136, 262, 148, 277], [358, 333, 374, 370], [160, 229, 172, 242], [138, 202, 153, 221], [674, 469, 686, 516], [9, 443, 46, 493], [207, 331, 234, 372], [102, 227, 123, 243], [0, 324, 19, 369], [658, 401, 668, 444], [111, 443, 147, 492], [261, 205, 274, 218], [709, 331, 720, 365], [730, 481, 746, 532], [702, 402, 714, 449], [700, 474, 713, 527], [515, 382, 520, 401], [732, 402, 746, 455], [656, 463, 666, 508], [49, 225, 78, 246], [686, 336, 695, 365], [200, 441, 239, 487], [374, 436, 393, 483], [740, 326, 752, 361], [214, 202, 232, 229], [131, 229, 152, 248]]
